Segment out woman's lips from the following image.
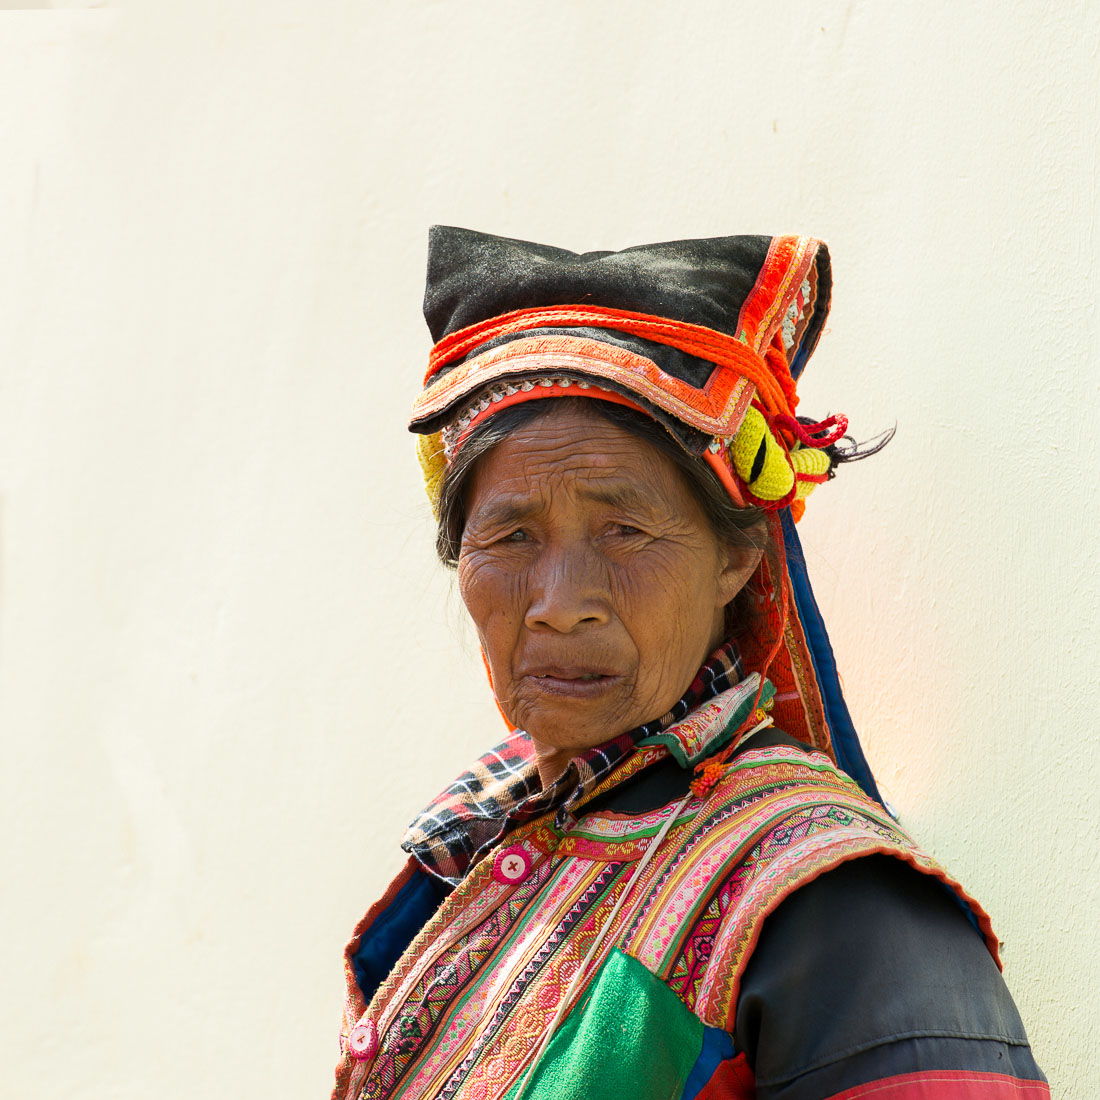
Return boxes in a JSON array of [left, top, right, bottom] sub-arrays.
[[520, 667, 622, 699]]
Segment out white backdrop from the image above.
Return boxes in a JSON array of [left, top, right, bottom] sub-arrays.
[[2, 2, 1097, 1096]]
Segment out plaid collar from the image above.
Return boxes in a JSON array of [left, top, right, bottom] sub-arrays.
[[402, 642, 745, 884]]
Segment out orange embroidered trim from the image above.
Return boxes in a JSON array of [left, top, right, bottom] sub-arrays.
[[412, 335, 758, 438], [738, 236, 819, 357], [421, 306, 797, 419]]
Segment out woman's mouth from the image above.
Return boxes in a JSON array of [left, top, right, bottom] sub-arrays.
[[535, 672, 602, 680], [522, 669, 621, 698]]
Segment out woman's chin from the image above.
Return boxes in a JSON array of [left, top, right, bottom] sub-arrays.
[[517, 693, 646, 757]]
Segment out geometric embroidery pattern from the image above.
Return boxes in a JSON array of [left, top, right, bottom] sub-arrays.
[[335, 745, 997, 1100]]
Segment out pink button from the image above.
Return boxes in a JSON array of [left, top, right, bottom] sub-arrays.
[[348, 1019, 378, 1062], [492, 845, 532, 885]]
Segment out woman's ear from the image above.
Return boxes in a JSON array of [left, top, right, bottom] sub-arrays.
[[716, 528, 766, 609]]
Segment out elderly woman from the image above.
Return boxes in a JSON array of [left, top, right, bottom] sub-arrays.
[[331, 230, 1047, 1100]]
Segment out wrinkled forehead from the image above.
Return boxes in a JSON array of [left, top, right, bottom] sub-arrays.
[[462, 403, 701, 523]]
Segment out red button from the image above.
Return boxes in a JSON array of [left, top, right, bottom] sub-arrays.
[[492, 845, 532, 885], [348, 1019, 378, 1061]]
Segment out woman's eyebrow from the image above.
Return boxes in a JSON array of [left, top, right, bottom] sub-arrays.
[[470, 498, 540, 528], [579, 483, 657, 514], [472, 483, 656, 527]]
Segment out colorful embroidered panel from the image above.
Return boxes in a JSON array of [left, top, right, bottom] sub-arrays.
[[334, 748, 996, 1100], [637, 675, 774, 767]]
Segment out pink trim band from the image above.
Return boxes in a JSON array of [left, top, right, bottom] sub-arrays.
[[824, 1069, 1050, 1099]]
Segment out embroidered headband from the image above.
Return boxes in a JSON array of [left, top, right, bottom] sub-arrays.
[[409, 227, 845, 521]]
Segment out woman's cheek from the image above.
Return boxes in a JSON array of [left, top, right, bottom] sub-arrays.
[[460, 553, 527, 637], [611, 548, 693, 616], [459, 550, 505, 605]]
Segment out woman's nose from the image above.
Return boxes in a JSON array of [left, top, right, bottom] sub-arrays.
[[523, 545, 610, 633]]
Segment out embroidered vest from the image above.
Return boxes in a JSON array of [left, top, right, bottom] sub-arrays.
[[332, 744, 996, 1100]]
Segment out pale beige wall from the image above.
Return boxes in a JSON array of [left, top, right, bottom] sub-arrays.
[[1, 2, 1096, 1096]]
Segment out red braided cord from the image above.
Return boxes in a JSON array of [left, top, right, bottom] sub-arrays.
[[771, 413, 849, 449], [426, 305, 797, 418]]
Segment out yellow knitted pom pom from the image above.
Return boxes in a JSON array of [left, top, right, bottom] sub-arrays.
[[790, 446, 830, 478], [416, 432, 447, 519], [730, 406, 795, 501], [791, 446, 831, 501], [792, 446, 831, 499], [731, 406, 766, 479]]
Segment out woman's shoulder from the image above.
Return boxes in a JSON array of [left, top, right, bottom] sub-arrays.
[[734, 855, 1048, 1098], [665, 732, 1002, 1033]]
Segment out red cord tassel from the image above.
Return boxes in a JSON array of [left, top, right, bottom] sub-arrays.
[[771, 413, 848, 449]]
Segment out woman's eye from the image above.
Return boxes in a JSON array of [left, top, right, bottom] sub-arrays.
[[613, 524, 644, 537], [502, 529, 529, 543]]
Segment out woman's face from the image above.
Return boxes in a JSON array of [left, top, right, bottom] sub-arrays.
[[458, 403, 759, 783]]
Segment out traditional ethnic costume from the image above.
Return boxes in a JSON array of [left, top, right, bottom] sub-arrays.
[[331, 230, 1048, 1100]]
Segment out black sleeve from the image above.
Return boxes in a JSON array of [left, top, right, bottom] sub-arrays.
[[734, 855, 1048, 1100]]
